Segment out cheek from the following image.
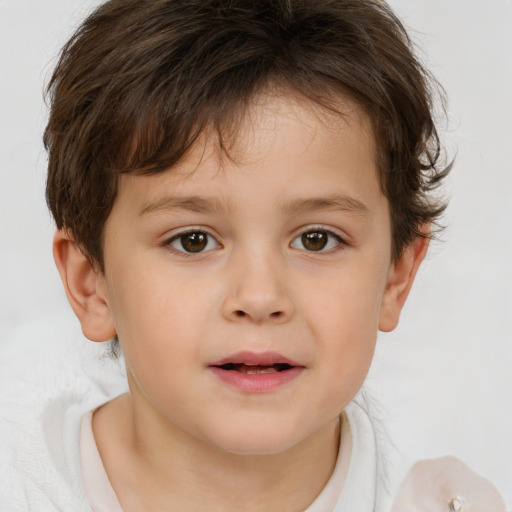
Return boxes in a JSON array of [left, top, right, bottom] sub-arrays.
[[106, 261, 221, 374], [108, 255, 211, 330], [305, 266, 386, 338], [300, 263, 386, 378]]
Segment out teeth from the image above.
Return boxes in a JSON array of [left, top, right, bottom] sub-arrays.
[[241, 366, 278, 374]]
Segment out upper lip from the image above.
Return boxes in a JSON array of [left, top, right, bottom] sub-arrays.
[[209, 351, 303, 368]]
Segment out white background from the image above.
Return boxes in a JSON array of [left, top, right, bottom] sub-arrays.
[[1, 0, 511, 503]]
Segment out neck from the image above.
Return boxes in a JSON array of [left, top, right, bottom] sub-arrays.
[[93, 393, 341, 512]]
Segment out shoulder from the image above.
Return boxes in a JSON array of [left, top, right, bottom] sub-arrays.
[[0, 374, 92, 511], [0, 322, 127, 511], [392, 456, 508, 512]]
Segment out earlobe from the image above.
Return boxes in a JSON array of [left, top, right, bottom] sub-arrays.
[[53, 230, 116, 342], [378, 227, 430, 332]]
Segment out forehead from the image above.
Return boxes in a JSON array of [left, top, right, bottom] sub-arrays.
[[210, 90, 377, 169], [115, 91, 382, 215]]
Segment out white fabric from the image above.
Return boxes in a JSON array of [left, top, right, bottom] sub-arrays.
[[0, 324, 128, 512], [392, 457, 508, 511], [332, 401, 380, 511], [80, 412, 124, 512], [309, 400, 384, 511]]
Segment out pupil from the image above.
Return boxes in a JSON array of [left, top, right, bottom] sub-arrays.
[[302, 231, 328, 251], [181, 232, 207, 252]]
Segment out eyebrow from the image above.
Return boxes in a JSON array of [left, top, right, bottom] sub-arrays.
[[280, 195, 369, 216], [139, 195, 232, 216], [139, 194, 369, 217]]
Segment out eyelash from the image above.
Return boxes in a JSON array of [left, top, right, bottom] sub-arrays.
[[162, 226, 347, 256]]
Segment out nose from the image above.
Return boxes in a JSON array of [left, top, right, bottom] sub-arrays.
[[221, 250, 295, 325]]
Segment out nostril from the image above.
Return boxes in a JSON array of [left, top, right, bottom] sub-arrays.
[[232, 310, 285, 320]]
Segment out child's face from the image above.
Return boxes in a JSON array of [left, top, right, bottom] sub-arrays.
[[95, 93, 402, 454]]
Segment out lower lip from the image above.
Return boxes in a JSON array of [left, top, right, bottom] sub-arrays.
[[209, 366, 304, 393]]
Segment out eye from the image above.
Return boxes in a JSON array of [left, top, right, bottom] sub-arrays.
[[291, 229, 344, 252], [168, 231, 220, 254]]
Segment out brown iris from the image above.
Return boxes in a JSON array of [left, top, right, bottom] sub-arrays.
[[301, 231, 328, 251], [180, 232, 208, 253]]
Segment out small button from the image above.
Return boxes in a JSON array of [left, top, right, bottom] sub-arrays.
[[449, 497, 464, 512]]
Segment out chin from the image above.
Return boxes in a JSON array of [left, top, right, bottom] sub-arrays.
[[206, 420, 307, 456]]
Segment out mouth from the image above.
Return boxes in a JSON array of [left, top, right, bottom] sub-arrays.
[[215, 362, 294, 374], [208, 351, 304, 392], [209, 351, 302, 371]]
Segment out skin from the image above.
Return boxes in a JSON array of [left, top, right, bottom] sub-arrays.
[[54, 91, 429, 511]]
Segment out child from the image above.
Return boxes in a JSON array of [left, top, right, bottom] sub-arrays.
[[3, 0, 507, 510]]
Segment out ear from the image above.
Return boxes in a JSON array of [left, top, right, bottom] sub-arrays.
[[378, 226, 430, 332], [53, 230, 116, 342]]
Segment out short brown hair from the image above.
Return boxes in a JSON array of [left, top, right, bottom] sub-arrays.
[[45, 0, 450, 270]]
